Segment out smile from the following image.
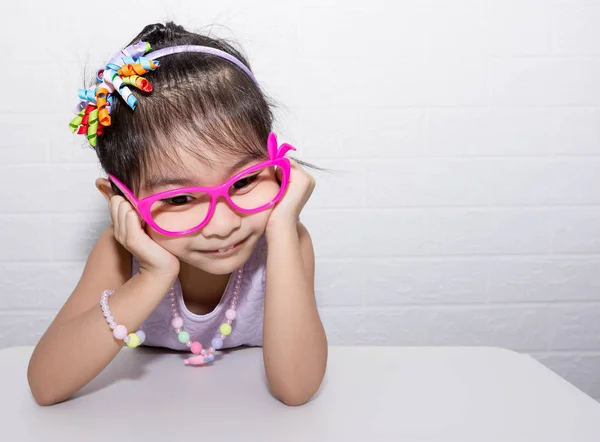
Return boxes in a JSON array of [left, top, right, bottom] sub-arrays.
[[199, 237, 248, 255]]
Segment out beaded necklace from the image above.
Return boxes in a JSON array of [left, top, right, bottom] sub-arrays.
[[171, 267, 244, 366]]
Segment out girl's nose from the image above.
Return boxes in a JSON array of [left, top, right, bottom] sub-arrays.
[[201, 198, 242, 238]]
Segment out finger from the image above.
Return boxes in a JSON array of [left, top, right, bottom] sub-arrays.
[[118, 200, 132, 241], [125, 209, 144, 247], [288, 160, 300, 173], [109, 195, 123, 230]]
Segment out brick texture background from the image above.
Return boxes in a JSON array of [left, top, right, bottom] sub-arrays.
[[1, 0, 599, 401]]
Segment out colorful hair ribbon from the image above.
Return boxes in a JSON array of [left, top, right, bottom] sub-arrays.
[[69, 40, 258, 148], [69, 41, 158, 147]]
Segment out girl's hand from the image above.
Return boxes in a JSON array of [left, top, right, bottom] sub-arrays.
[[109, 195, 180, 277], [267, 159, 315, 231]]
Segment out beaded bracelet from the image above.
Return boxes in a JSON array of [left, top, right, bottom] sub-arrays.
[[100, 289, 145, 348]]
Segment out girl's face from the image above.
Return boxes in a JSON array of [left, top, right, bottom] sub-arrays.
[[137, 148, 276, 275]]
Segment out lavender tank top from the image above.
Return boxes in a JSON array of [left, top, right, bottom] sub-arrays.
[[133, 235, 267, 350]]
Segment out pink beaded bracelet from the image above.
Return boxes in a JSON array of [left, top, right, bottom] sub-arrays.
[[100, 289, 145, 348]]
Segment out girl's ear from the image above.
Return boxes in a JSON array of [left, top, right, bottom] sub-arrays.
[[96, 178, 116, 202]]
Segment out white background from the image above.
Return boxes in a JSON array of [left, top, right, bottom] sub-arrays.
[[1, 0, 599, 401]]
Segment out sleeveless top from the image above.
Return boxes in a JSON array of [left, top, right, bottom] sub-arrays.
[[133, 235, 267, 350]]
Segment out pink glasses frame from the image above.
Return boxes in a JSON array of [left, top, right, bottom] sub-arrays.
[[108, 133, 296, 237]]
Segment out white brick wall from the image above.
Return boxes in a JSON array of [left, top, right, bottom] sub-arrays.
[[1, 0, 600, 401]]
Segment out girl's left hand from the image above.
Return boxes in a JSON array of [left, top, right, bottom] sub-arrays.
[[267, 159, 315, 230]]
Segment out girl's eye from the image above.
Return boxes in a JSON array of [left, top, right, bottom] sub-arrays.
[[162, 195, 193, 206], [231, 173, 259, 190]]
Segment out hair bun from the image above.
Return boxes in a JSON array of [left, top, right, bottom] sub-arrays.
[[133, 22, 188, 46]]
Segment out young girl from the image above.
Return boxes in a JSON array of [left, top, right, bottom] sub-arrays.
[[27, 21, 327, 406]]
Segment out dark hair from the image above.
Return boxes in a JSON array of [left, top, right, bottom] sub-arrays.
[[90, 21, 276, 193]]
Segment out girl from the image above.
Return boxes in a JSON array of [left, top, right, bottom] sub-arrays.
[[27, 22, 327, 406]]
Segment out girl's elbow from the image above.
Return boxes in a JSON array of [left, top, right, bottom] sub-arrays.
[[31, 391, 60, 407], [28, 382, 71, 407], [269, 376, 323, 406], [273, 388, 313, 406], [27, 364, 67, 406], [28, 378, 61, 407]]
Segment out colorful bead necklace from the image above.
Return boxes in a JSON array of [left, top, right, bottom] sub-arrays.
[[171, 267, 244, 366]]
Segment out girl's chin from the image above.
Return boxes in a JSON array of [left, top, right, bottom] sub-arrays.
[[189, 259, 246, 275]]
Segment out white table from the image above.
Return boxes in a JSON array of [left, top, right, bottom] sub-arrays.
[[1, 346, 599, 441]]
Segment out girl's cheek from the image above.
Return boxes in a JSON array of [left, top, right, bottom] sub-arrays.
[[254, 209, 273, 229], [145, 225, 172, 247]]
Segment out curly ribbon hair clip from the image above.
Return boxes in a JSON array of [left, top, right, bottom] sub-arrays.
[[69, 41, 258, 147]]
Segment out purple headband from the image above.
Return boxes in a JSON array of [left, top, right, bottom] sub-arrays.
[[68, 42, 258, 147], [149, 45, 258, 84]]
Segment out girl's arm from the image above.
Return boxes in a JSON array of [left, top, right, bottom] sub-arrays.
[[263, 221, 327, 406], [27, 226, 178, 406]]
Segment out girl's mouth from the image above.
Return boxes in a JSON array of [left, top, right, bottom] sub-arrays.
[[199, 237, 248, 256]]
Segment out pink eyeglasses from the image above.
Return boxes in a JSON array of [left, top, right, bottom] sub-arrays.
[[108, 133, 296, 237]]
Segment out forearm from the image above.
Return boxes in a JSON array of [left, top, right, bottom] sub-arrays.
[[263, 224, 327, 406], [27, 271, 175, 406]]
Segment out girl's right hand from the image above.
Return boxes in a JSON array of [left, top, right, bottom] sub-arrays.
[[109, 195, 180, 278]]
